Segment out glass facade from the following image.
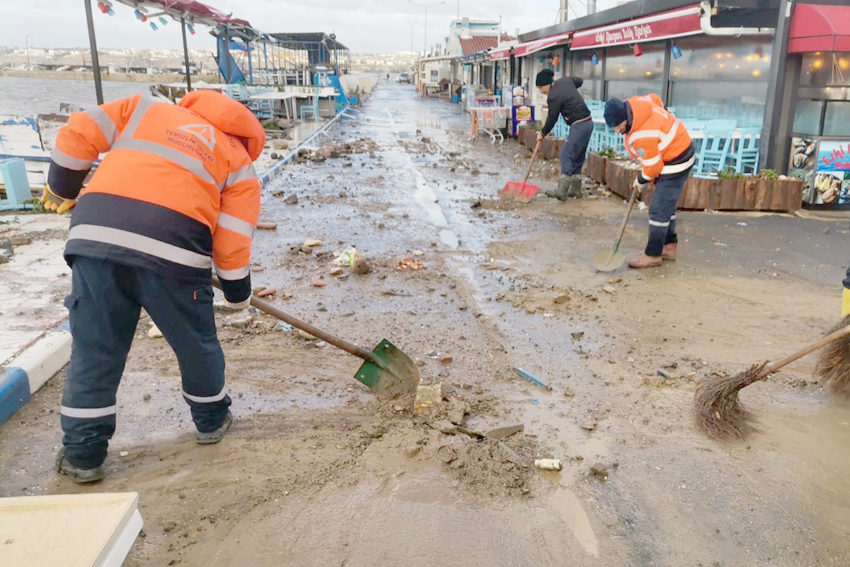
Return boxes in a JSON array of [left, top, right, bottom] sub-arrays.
[[801, 53, 850, 87], [793, 99, 824, 136], [668, 36, 771, 128], [572, 50, 602, 100], [605, 45, 664, 100]]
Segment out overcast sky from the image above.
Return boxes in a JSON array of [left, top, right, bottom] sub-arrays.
[[1, 0, 621, 53]]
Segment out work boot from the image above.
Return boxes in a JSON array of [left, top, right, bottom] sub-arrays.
[[196, 411, 233, 445], [628, 253, 663, 269], [545, 175, 571, 202], [56, 447, 104, 484], [662, 243, 677, 261], [566, 176, 583, 199]]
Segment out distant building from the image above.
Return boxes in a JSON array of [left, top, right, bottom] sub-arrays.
[[445, 18, 502, 57]]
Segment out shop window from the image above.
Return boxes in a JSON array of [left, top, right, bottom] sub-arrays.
[[793, 100, 824, 136], [669, 36, 771, 81], [801, 53, 850, 87], [823, 102, 850, 136], [572, 51, 602, 101], [670, 81, 767, 127], [607, 80, 664, 100]]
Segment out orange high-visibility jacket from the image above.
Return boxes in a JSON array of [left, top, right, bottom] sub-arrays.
[[624, 94, 694, 182], [49, 91, 266, 302]]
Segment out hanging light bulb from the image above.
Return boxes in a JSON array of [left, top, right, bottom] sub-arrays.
[[150, 22, 158, 31], [553, 55, 560, 67], [591, 52, 599, 66], [633, 44, 643, 57], [187, 24, 196, 35], [134, 9, 143, 20], [159, 17, 168, 26], [671, 44, 682, 59], [107, 7, 115, 16], [97, 2, 109, 14]]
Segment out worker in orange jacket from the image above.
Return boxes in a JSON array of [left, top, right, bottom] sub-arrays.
[[44, 90, 265, 483], [604, 95, 695, 268]]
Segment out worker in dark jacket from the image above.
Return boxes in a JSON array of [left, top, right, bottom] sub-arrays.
[[45, 91, 265, 483], [535, 69, 593, 201]]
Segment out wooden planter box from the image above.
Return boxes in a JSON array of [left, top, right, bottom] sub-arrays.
[[598, 156, 805, 212], [518, 127, 536, 149], [584, 152, 608, 184]]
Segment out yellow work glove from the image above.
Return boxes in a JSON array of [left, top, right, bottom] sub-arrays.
[[842, 287, 850, 318], [39, 185, 76, 214]]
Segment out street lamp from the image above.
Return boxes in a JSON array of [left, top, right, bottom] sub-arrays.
[[408, 20, 417, 56], [408, 0, 444, 56], [25, 36, 32, 67]]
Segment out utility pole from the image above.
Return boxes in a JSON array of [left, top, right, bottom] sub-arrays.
[[559, 0, 569, 23], [409, 0, 445, 55], [408, 20, 417, 56], [180, 17, 192, 91], [25, 36, 32, 67], [83, 0, 104, 104]]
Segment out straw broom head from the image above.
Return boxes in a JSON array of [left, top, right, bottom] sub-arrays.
[[817, 314, 850, 400], [694, 363, 768, 439]]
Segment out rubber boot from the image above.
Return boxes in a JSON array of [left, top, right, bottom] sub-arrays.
[[545, 175, 571, 202], [566, 176, 583, 199]]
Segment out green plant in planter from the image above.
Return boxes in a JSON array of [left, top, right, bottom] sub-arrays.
[[717, 167, 743, 179], [598, 147, 617, 159], [760, 169, 778, 181]]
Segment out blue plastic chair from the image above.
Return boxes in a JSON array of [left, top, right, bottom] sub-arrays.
[[682, 119, 707, 154], [552, 116, 570, 139], [694, 121, 736, 177], [731, 128, 761, 174], [300, 89, 320, 122], [0, 159, 34, 211]]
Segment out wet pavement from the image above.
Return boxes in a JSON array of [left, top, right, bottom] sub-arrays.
[[1, 83, 850, 566]]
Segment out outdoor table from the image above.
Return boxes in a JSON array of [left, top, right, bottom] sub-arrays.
[[470, 107, 510, 143], [249, 92, 300, 121]]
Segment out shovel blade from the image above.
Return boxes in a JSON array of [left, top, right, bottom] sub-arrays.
[[499, 181, 539, 202], [354, 339, 420, 397], [593, 247, 629, 272]]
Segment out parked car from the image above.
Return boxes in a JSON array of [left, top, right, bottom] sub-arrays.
[[398, 73, 411, 84]]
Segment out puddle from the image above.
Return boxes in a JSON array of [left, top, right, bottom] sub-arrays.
[[544, 487, 599, 557]]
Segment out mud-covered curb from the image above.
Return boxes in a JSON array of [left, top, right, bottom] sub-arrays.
[[0, 322, 71, 426]]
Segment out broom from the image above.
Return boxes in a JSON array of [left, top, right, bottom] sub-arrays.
[[816, 314, 850, 399], [695, 319, 850, 439]]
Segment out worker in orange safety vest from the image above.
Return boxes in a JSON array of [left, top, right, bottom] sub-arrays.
[[45, 90, 265, 483], [604, 95, 695, 268]]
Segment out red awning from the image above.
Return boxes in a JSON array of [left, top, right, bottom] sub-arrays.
[[571, 4, 701, 50], [513, 32, 572, 58], [116, 0, 251, 27], [489, 47, 512, 61], [788, 4, 850, 53]]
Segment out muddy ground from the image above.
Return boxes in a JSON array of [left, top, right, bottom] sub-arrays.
[[2, 84, 850, 566]]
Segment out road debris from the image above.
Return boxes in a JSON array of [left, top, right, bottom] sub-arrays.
[[485, 424, 525, 440], [396, 255, 425, 270], [257, 288, 277, 298], [514, 367, 553, 391], [534, 459, 563, 471], [256, 221, 278, 230]]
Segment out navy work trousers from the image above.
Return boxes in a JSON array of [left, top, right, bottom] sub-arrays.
[[646, 169, 691, 257], [60, 257, 230, 468], [560, 118, 594, 176]]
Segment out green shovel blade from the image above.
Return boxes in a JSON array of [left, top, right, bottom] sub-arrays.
[[593, 247, 629, 272], [354, 339, 420, 397]]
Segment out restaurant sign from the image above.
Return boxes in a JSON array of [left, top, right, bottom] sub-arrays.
[[571, 4, 702, 50]]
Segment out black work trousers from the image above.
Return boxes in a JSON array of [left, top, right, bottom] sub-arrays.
[[60, 256, 230, 468]]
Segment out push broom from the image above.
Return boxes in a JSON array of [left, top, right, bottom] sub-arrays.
[[695, 316, 850, 439]]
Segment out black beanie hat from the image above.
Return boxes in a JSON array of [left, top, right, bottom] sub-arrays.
[[535, 69, 555, 87], [604, 98, 628, 128]]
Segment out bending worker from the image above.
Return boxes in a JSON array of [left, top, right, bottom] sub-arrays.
[[44, 90, 265, 483], [535, 69, 593, 201], [604, 95, 694, 268]]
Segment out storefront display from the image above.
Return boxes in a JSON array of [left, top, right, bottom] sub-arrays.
[[789, 137, 850, 206]]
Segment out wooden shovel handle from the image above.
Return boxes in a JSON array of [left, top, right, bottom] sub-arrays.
[[763, 323, 850, 375], [611, 185, 640, 252], [211, 277, 379, 365], [523, 140, 542, 184]]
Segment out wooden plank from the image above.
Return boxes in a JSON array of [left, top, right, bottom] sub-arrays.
[[770, 180, 789, 211], [786, 179, 804, 212], [718, 179, 738, 210]]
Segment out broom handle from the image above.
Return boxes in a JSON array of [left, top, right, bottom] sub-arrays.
[[523, 140, 542, 184], [764, 324, 850, 374]]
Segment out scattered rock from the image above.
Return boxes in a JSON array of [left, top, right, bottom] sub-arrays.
[[414, 382, 444, 412], [439, 353, 453, 364], [554, 295, 571, 304], [447, 399, 468, 425], [643, 376, 665, 387], [120, 451, 129, 457], [9, 236, 30, 246], [257, 288, 277, 298], [571, 331, 585, 340], [285, 194, 299, 205], [228, 312, 253, 328], [603, 285, 616, 294], [437, 445, 457, 464], [562, 387, 575, 397], [330, 267, 344, 276], [256, 221, 277, 230], [298, 330, 318, 341], [272, 139, 289, 150], [312, 280, 326, 287], [304, 239, 323, 247], [148, 324, 163, 339], [353, 258, 372, 275], [534, 459, 563, 471], [590, 463, 609, 478], [413, 250, 424, 257], [143, 393, 151, 402], [485, 423, 524, 440], [251, 266, 265, 273], [404, 445, 421, 458]]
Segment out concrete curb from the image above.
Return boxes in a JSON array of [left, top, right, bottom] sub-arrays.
[[0, 324, 72, 426], [258, 108, 349, 187]]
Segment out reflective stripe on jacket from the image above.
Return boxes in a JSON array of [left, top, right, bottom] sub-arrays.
[[624, 94, 693, 181], [51, 91, 265, 302]]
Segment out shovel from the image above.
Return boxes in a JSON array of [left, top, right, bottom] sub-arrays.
[[499, 139, 541, 203], [593, 184, 640, 272], [212, 278, 419, 397]]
